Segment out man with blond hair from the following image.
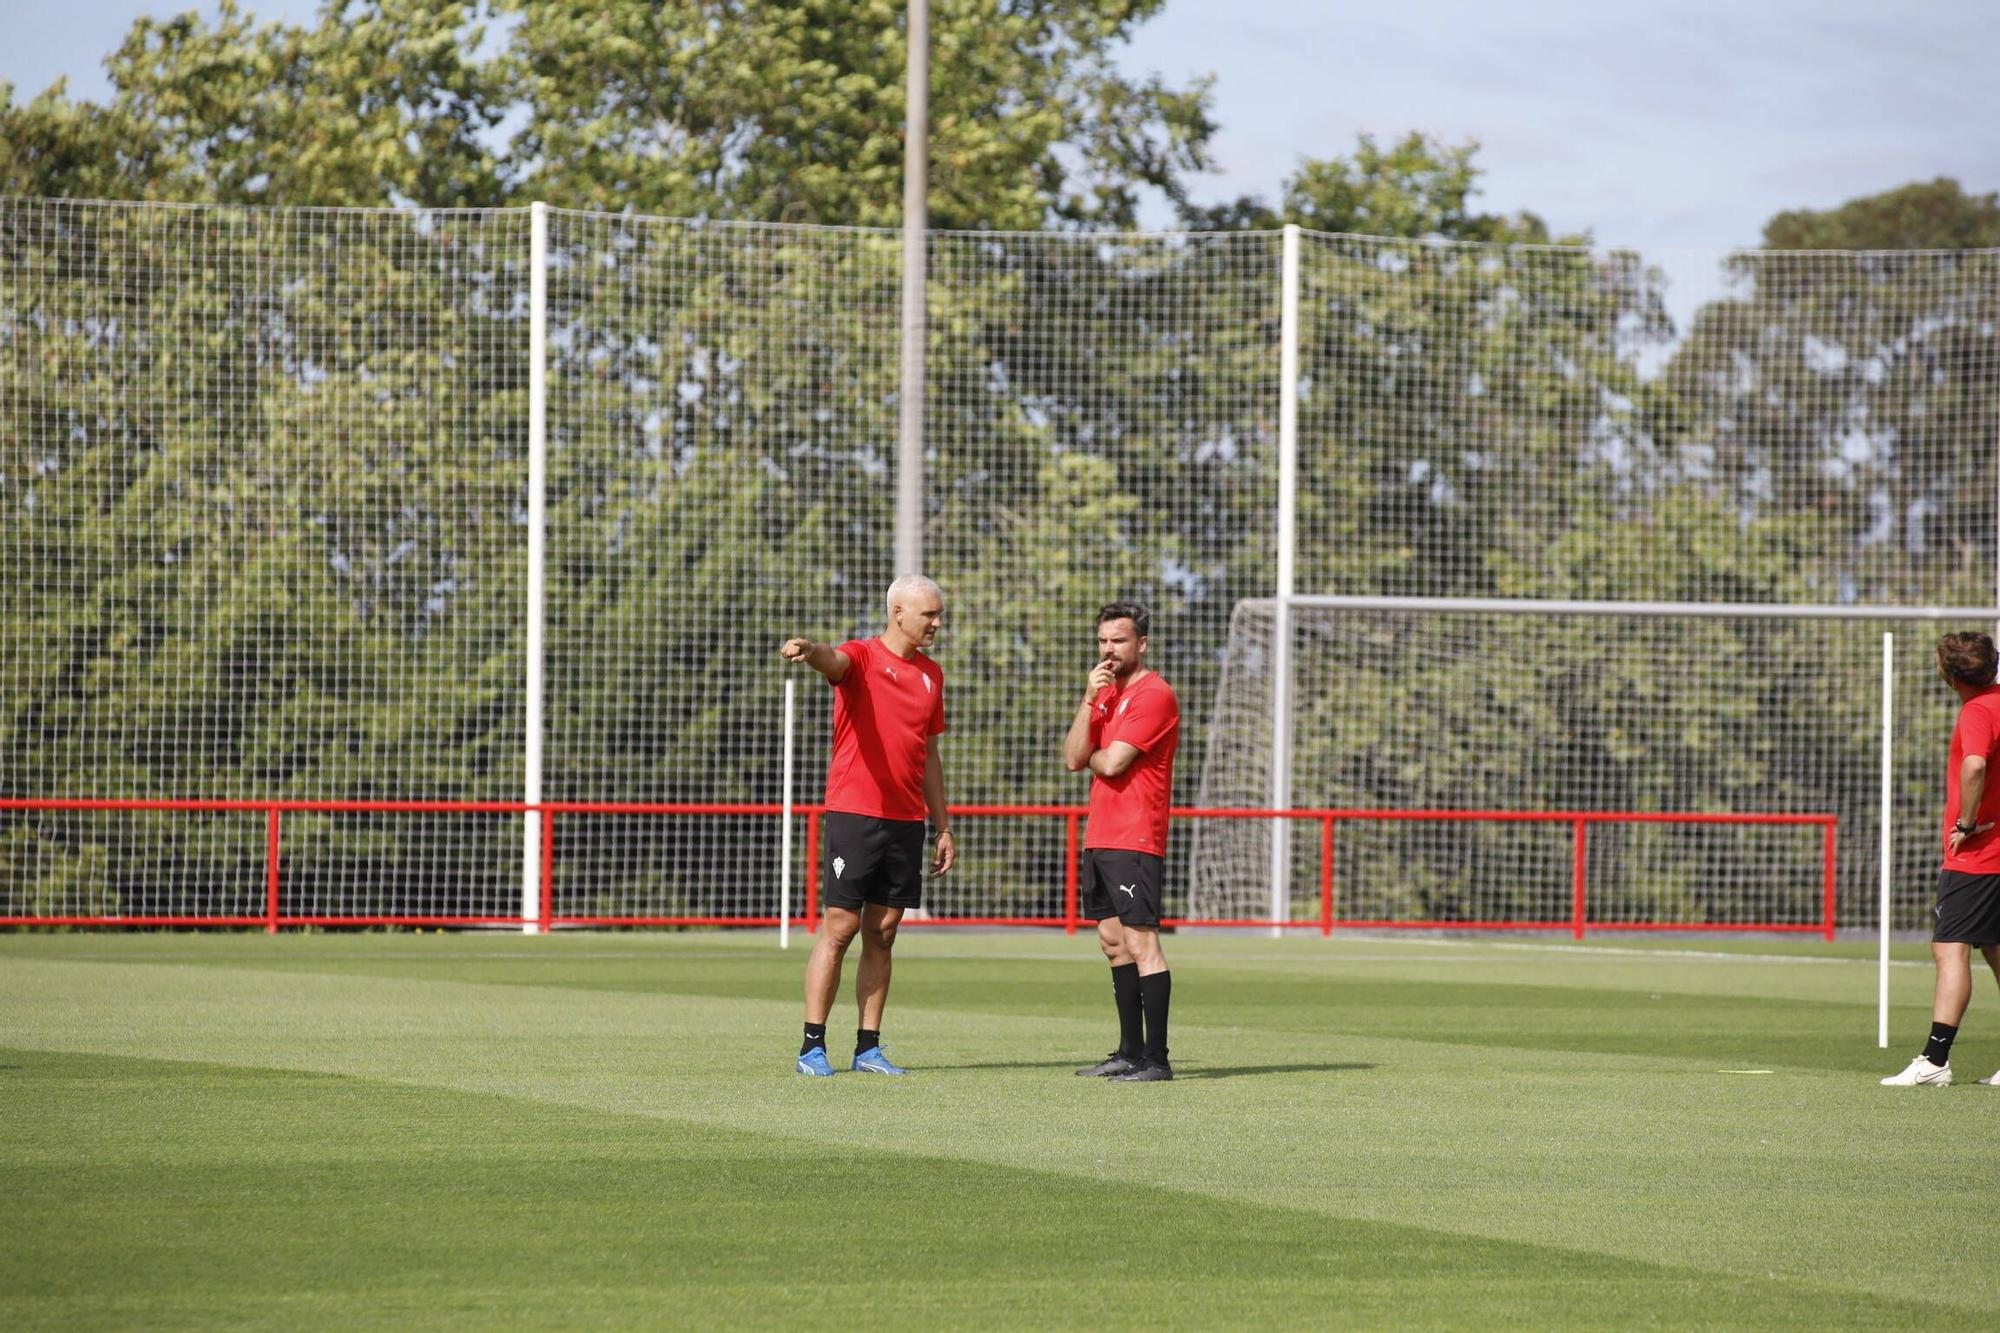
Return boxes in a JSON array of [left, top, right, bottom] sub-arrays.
[[781, 575, 955, 1076]]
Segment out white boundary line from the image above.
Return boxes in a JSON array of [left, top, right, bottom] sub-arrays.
[[1317, 935, 1927, 967], [22, 936, 1930, 968]]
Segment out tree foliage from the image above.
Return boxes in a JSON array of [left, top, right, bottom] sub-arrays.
[[1183, 132, 1550, 242], [1762, 178, 2000, 252], [2, 0, 1214, 226], [512, 0, 1215, 227]]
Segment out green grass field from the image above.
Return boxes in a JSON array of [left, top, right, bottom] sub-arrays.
[[3, 929, 1995, 1328]]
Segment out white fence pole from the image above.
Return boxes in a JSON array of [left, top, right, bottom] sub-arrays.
[[894, 0, 929, 577], [1267, 224, 1301, 934], [1879, 631, 1892, 1047], [523, 201, 548, 935], [780, 679, 796, 950]]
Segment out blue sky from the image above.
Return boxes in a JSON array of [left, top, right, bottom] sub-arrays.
[[7, 0, 1995, 251]]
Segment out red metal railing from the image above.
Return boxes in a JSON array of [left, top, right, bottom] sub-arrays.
[[0, 798, 1837, 939]]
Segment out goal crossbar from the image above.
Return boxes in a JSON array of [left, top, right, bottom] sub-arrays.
[[1245, 595, 2000, 621]]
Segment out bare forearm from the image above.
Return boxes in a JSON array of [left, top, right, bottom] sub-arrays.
[[1063, 702, 1095, 771], [1959, 758, 1987, 825], [1066, 661, 1116, 771], [779, 637, 849, 682], [1087, 742, 1139, 779], [924, 750, 950, 832], [924, 743, 956, 876]]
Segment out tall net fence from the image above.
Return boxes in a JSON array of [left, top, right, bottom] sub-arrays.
[[540, 215, 901, 921], [1293, 235, 2000, 608], [535, 216, 1278, 921], [3, 195, 1996, 927], [2, 199, 531, 919]]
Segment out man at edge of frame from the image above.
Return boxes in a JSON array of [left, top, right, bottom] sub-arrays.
[[781, 574, 955, 1077], [1063, 600, 1180, 1083], [1882, 630, 2000, 1088]]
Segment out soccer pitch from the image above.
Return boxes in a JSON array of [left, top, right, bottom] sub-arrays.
[[2, 931, 1994, 1327]]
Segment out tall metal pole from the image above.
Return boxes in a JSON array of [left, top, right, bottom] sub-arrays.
[[894, 0, 930, 577], [1879, 632, 1892, 1047], [523, 201, 548, 935], [1268, 225, 1301, 932], [780, 679, 796, 951]]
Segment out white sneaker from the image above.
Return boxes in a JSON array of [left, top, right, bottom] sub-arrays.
[[1978, 1070, 2000, 1086], [1880, 1056, 1952, 1086]]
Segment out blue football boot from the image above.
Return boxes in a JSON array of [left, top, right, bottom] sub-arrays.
[[851, 1045, 909, 1075], [796, 1046, 837, 1076]]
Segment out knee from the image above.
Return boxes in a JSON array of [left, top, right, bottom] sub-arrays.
[[1098, 938, 1125, 963], [864, 922, 898, 952], [821, 923, 860, 954]]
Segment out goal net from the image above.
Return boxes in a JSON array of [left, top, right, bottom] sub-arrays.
[[1191, 597, 1978, 931]]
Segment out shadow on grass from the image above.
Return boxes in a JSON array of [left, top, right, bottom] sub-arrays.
[[922, 1061, 1378, 1079], [1177, 1062, 1376, 1080], [925, 1060, 1103, 1072]]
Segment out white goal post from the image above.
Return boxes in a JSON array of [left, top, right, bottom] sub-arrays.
[[1194, 594, 2000, 950]]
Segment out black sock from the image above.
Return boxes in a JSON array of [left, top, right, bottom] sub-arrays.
[[1923, 1021, 1958, 1067], [856, 1028, 881, 1055], [1111, 963, 1143, 1058], [801, 1022, 827, 1056], [1139, 970, 1171, 1066]]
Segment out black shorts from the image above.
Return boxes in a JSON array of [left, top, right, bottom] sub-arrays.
[[1934, 870, 2000, 944], [1080, 848, 1164, 927], [821, 812, 926, 912]]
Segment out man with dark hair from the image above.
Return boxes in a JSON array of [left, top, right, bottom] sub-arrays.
[[1063, 601, 1180, 1082], [1883, 630, 2000, 1087], [781, 575, 955, 1077]]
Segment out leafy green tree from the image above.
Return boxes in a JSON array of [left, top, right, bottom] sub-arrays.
[[1762, 178, 2000, 251], [0, 1, 507, 206], [0, 80, 180, 198], [4, 0, 1216, 225], [508, 0, 1215, 227], [1184, 132, 1549, 242], [1281, 132, 1549, 243], [102, 0, 508, 207]]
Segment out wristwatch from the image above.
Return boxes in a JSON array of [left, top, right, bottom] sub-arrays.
[[1956, 820, 1977, 835]]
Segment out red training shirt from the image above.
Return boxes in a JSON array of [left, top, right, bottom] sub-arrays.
[[1943, 684, 2000, 872], [824, 637, 946, 822], [1083, 671, 1179, 856]]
